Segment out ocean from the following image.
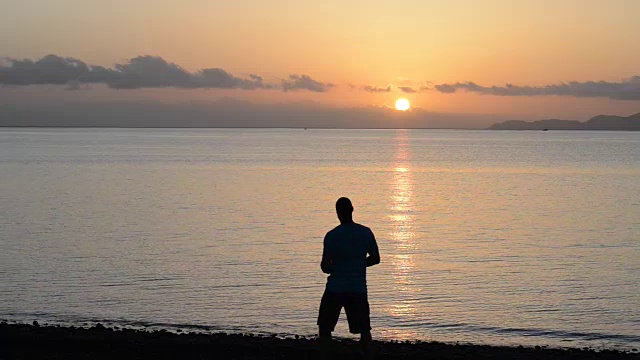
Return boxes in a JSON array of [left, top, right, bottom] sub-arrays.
[[1, 128, 638, 350]]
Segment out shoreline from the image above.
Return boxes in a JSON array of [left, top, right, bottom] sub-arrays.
[[2, 322, 637, 360], [1, 126, 640, 131]]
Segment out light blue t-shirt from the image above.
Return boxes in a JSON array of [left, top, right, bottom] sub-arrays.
[[323, 223, 379, 294]]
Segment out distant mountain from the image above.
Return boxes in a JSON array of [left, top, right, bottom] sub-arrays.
[[488, 113, 640, 131]]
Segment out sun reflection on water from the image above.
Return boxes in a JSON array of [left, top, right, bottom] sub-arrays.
[[385, 130, 420, 318]]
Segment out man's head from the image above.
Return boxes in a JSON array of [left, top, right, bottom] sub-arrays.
[[335, 197, 354, 223]]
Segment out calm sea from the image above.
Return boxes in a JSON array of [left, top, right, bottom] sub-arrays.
[[1, 128, 639, 350]]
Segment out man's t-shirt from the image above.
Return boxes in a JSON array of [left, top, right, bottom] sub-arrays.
[[323, 223, 379, 294]]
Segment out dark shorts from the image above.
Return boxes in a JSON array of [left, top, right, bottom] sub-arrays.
[[317, 290, 371, 334]]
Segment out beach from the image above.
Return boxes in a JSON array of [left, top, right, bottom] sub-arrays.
[[2, 322, 637, 360]]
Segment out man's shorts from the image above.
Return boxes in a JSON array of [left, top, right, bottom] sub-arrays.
[[317, 290, 371, 334]]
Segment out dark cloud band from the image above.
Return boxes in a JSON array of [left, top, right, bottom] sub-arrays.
[[430, 77, 640, 101], [398, 86, 417, 93], [363, 85, 391, 93], [0, 54, 332, 92], [2, 54, 639, 100], [282, 74, 334, 92]]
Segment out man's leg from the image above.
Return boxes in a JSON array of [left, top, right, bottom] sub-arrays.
[[360, 331, 373, 360], [317, 292, 341, 360], [319, 329, 332, 360], [345, 293, 373, 359]]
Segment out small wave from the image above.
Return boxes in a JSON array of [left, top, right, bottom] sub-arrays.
[[393, 319, 640, 343], [1, 313, 231, 333]]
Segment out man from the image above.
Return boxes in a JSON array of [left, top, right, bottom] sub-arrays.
[[318, 197, 380, 360]]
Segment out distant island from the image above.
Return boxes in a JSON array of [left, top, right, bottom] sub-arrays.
[[488, 113, 640, 131]]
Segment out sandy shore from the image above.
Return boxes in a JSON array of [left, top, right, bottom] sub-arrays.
[[2, 322, 637, 359]]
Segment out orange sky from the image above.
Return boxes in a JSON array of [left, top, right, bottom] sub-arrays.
[[1, 0, 639, 119]]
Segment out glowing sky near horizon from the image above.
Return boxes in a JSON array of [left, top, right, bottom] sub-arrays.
[[1, 0, 639, 119]]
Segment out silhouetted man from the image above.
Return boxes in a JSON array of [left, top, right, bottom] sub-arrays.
[[318, 197, 380, 360]]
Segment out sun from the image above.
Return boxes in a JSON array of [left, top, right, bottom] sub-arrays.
[[395, 98, 410, 111]]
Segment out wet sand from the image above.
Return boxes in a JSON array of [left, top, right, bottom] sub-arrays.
[[2, 322, 637, 360]]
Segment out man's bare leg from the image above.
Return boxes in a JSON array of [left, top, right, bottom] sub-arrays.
[[360, 331, 374, 360], [319, 330, 332, 360]]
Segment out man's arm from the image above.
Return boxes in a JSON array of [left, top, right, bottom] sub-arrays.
[[366, 231, 380, 267], [320, 236, 334, 274]]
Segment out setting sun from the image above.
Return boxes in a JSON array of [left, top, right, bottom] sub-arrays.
[[395, 98, 410, 111]]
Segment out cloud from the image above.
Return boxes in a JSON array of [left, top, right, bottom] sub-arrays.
[[281, 74, 334, 92], [398, 86, 417, 93], [430, 77, 640, 100], [0, 54, 332, 92], [4, 54, 638, 100], [363, 85, 391, 92], [195, 67, 269, 90], [432, 83, 457, 93], [0, 54, 97, 85]]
